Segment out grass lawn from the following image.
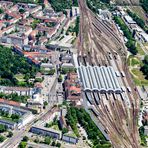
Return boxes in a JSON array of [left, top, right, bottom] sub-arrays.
[[143, 43, 148, 46], [65, 132, 77, 138], [131, 68, 148, 86], [136, 43, 145, 56], [15, 74, 25, 82], [0, 116, 19, 123], [127, 55, 141, 67], [130, 58, 141, 67], [51, 125, 60, 131]]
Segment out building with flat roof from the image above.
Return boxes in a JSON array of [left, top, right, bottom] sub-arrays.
[[78, 66, 121, 93], [30, 126, 62, 139], [124, 15, 136, 24], [144, 126, 148, 136], [62, 134, 78, 144], [0, 119, 17, 129]]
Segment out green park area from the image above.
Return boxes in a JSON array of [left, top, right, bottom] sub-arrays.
[[136, 43, 145, 56], [0, 45, 39, 87], [66, 106, 111, 148], [128, 55, 148, 86]]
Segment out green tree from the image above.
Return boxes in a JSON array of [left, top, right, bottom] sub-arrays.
[[0, 124, 7, 133], [19, 8, 25, 13], [58, 75, 63, 82], [56, 142, 61, 147], [44, 136, 51, 145], [51, 140, 56, 146], [62, 128, 68, 134], [44, 101, 48, 107], [0, 135, 5, 143], [48, 69, 55, 75], [0, 8, 4, 14], [34, 138, 39, 143], [22, 136, 29, 142], [7, 131, 13, 137], [18, 141, 27, 148]]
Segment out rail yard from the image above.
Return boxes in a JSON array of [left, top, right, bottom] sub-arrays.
[[77, 0, 140, 147]]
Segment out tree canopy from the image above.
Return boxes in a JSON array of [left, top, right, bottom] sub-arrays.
[[0, 45, 39, 87], [49, 0, 78, 12], [66, 106, 111, 147], [140, 55, 148, 79], [140, 0, 148, 13], [127, 9, 147, 32], [114, 16, 138, 55]]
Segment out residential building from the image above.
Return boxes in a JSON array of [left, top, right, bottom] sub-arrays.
[[30, 126, 62, 139], [0, 119, 17, 129], [144, 126, 148, 136], [64, 72, 81, 104], [62, 134, 78, 144], [0, 86, 34, 96]]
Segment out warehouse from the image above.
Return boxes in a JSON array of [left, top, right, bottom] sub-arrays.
[[78, 66, 121, 93]]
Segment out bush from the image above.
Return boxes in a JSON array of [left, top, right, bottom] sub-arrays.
[[22, 136, 29, 142], [58, 75, 63, 82], [34, 138, 39, 143], [18, 141, 27, 148], [7, 131, 13, 137], [56, 142, 61, 147], [0, 135, 5, 142], [140, 55, 148, 80], [51, 141, 56, 146], [48, 69, 55, 75], [35, 78, 43, 82], [0, 124, 7, 133], [44, 137, 51, 145], [62, 128, 68, 134]]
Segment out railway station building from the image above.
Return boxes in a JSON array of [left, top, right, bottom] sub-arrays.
[[78, 65, 121, 94]]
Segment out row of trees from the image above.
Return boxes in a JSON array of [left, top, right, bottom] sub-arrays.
[[74, 16, 80, 37], [4, 0, 43, 4], [86, 0, 110, 13], [140, 0, 148, 13], [66, 16, 79, 36], [140, 55, 148, 80], [48, 0, 78, 12], [0, 45, 39, 87], [114, 16, 138, 55], [139, 126, 147, 146], [0, 110, 20, 122], [127, 9, 147, 33], [0, 92, 28, 103], [66, 106, 111, 147]]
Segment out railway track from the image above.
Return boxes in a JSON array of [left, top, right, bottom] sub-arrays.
[[78, 0, 140, 147]]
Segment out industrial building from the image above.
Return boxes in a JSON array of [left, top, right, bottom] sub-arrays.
[[78, 66, 121, 93]]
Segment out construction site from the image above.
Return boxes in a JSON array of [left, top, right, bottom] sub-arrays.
[[77, 0, 140, 147]]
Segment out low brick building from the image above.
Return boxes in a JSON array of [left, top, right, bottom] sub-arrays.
[[64, 72, 81, 104]]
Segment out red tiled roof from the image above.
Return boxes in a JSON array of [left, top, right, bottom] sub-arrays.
[[0, 98, 20, 107], [69, 86, 81, 93]]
